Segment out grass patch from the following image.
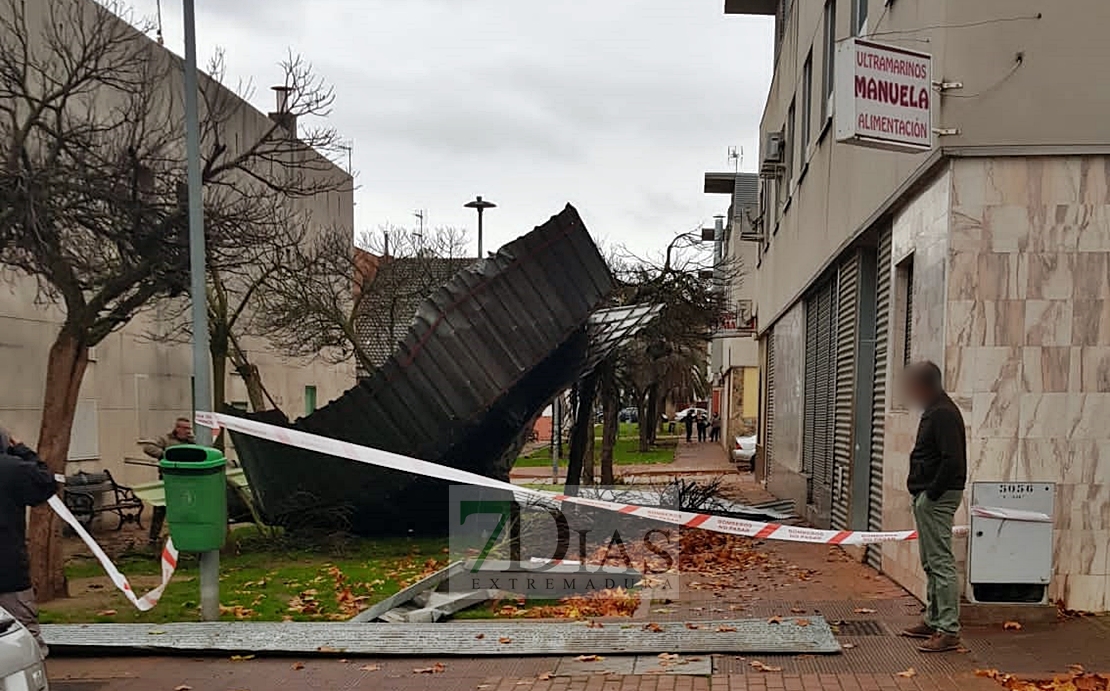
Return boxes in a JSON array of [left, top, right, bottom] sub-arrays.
[[514, 436, 677, 468], [42, 529, 450, 624]]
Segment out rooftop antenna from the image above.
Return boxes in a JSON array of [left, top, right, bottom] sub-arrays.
[[338, 141, 354, 175], [728, 146, 742, 173], [155, 0, 164, 44], [414, 210, 426, 248]]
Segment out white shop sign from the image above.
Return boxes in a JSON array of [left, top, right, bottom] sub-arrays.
[[835, 38, 932, 152]]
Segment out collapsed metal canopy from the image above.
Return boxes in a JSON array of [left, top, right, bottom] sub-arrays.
[[229, 205, 657, 535]]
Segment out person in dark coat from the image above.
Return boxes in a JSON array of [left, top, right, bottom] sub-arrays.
[[0, 426, 57, 656], [142, 417, 195, 545], [899, 362, 967, 654], [683, 410, 694, 443], [710, 413, 722, 443], [696, 413, 708, 442]]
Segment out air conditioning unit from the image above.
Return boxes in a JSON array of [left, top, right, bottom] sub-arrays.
[[759, 131, 784, 178], [738, 206, 766, 242]]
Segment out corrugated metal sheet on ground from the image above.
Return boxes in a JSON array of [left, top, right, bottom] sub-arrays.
[[227, 205, 656, 536], [42, 618, 840, 656]]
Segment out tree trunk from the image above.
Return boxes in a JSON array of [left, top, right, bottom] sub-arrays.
[[211, 344, 228, 451], [600, 382, 618, 486], [238, 363, 267, 412], [582, 418, 595, 485], [29, 326, 90, 602], [647, 385, 662, 445], [640, 383, 660, 452], [564, 372, 598, 497]]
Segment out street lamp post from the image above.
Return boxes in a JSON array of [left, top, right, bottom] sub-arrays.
[[464, 195, 496, 257], [182, 0, 218, 622]]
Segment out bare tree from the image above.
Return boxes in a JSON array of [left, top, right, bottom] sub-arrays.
[[0, 0, 348, 599], [604, 229, 742, 457], [262, 225, 471, 378]]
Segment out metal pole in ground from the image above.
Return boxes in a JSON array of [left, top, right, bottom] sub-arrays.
[[551, 396, 561, 482], [182, 0, 219, 622]]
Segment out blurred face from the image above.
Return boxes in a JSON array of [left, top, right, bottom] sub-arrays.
[[173, 419, 192, 440], [901, 371, 930, 409]]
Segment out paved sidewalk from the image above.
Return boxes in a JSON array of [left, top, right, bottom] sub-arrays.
[[48, 441, 1110, 690]]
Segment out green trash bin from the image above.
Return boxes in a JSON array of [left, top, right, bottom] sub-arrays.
[[160, 445, 228, 552]]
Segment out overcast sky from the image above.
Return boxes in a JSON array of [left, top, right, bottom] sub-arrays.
[[127, 0, 773, 256]]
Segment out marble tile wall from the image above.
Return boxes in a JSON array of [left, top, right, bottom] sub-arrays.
[[767, 302, 809, 511], [881, 168, 962, 600], [944, 156, 1110, 612]]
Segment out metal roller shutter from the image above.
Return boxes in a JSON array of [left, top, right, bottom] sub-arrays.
[[803, 299, 819, 490], [867, 229, 892, 569], [833, 254, 859, 532], [765, 331, 776, 472], [803, 278, 837, 526]]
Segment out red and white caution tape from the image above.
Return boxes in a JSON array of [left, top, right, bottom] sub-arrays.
[[47, 494, 178, 611], [195, 411, 976, 546]]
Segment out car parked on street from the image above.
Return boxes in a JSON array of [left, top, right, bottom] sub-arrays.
[[0, 606, 48, 690], [674, 407, 708, 422], [618, 407, 639, 423], [732, 434, 757, 465]]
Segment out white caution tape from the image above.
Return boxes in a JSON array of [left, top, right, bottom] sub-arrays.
[[47, 495, 178, 611], [196, 411, 976, 547]]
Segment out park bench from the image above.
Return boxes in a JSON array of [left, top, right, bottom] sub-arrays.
[[63, 470, 144, 530]]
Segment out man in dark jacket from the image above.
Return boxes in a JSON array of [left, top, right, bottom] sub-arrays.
[[142, 417, 195, 545], [0, 426, 57, 656], [899, 362, 966, 653]]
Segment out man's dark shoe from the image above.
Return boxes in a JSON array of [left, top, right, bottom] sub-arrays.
[[900, 623, 935, 639], [918, 632, 961, 652]]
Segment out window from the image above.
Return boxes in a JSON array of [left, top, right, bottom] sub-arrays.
[[851, 0, 868, 36], [892, 255, 915, 407], [801, 51, 813, 158], [783, 101, 795, 205], [822, 0, 837, 122], [305, 385, 318, 415]]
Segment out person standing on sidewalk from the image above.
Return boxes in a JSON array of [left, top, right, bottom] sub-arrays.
[[143, 417, 195, 546], [0, 426, 57, 656], [899, 361, 967, 653]]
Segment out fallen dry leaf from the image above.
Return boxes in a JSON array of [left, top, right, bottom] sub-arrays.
[[659, 653, 680, 661], [229, 655, 255, 662], [413, 663, 446, 674], [853, 608, 877, 614], [750, 660, 783, 673], [538, 672, 553, 681], [795, 618, 811, 627], [790, 608, 806, 614], [716, 625, 738, 633], [359, 664, 381, 672], [291, 662, 305, 671], [499, 637, 513, 644], [897, 668, 917, 678], [767, 616, 783, 624], [643, 622, 664, 633], [1003, 621, 1023, 631], [96, 609, 117, 617], [842, 643, 856, 650], [475, 633, 485, 640], [173, 686, 192, 691], [575, 655, 605, 662], [586, 620, 604, 629], [685, 623, 701, 630]]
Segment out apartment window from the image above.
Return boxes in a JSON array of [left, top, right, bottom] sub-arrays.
[[851, 0, 868, 36], [305, 385, 318, 416], [783, 101, 795, 207], [822, 0, 837, 122], [892, 255, 915, 407], [801, 51, 813, 158]]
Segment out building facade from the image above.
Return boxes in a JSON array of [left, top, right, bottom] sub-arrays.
[[0, 0, 356, 487], [705, 173, 762, 452], [725, 0, 1110, 611]]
